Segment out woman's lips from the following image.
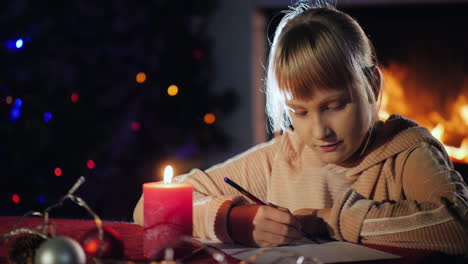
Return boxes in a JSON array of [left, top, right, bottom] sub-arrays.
[[319, 141, 342, 152]]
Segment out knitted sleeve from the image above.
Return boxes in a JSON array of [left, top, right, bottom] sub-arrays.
[[326, 142, 468, 255], [173, 137, 281, 242]]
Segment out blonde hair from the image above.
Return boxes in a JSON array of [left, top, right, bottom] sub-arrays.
[[265, 1, 380, 133]]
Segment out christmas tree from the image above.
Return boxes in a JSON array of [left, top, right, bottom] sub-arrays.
[[0, 0, 237, 220]]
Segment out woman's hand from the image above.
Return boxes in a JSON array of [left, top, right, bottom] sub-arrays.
[[293, 208, 330, 236], [227, 204, 302, 247]]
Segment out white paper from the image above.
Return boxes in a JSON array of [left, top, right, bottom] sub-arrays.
[[196, 239, 401, 264]]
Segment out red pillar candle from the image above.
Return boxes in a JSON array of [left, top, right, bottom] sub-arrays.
[[143, 166, 193, 259]]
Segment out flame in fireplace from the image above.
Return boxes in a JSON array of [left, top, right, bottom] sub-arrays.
[[378, 63, 468, 163]]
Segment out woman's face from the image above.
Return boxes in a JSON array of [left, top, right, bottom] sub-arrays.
[[285, 88, 373, 165]]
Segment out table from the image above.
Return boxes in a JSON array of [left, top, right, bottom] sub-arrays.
[[0, 216, 462, 263]]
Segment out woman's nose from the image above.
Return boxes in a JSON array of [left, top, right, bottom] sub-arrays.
[[312, 115, 332, 140]]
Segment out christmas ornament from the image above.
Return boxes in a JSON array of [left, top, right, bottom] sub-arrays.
[[80, 226, 124, 259], [34, 237, 86, 264], [7, 234, 46, 264]]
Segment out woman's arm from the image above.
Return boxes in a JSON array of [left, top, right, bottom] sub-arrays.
[[326, 143, 468, 254]]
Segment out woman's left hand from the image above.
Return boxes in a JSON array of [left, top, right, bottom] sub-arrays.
[[293, 208, 330, 236]]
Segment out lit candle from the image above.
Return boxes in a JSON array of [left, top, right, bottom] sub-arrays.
[[143, 165, 193, 259]]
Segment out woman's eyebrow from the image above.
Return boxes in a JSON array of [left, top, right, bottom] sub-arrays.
[[323, 91, 348, 100], [285, 91, 348, 108]]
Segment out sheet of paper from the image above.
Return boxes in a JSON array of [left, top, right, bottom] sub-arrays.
[[196, 239, 401, 264]]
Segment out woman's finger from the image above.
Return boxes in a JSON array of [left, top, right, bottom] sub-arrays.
[[259, 206, 302, 230], [257, 218, 302, 239]]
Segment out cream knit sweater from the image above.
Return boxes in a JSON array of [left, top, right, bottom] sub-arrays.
[[166, 115, 467, 254]]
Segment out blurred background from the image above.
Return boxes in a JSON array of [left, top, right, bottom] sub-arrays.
[[1, 0, 467, 221]]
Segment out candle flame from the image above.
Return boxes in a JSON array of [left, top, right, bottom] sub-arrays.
[[163, 165, 173, 184]]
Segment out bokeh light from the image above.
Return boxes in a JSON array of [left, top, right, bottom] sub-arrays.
[[6, 96, 13, 104], [37, 195, 46, 204], [10, 108, 21, 120], [44, 112, 53, 122], [131, 121, 141, 131], [193, 49, 203, 59], [87, 159, 95, 169], [71, 93, 79, 103], [54, 167, 62, 176], [16, 39, 24, 49], [14, 98, 22, 107], [167, 85, 179, 96], [12, 194, 20, 204], [204, 113, 216, 124], [136, 72, 147, 83]]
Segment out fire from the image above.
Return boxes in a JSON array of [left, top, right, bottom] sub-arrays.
[[379, 63, 468, 163], [431, 123, 444, 141], [461, 105, 468, 125], [163, 165, 174, 184]]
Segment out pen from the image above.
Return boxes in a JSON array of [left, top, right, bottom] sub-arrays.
[[223, 177, 320, 243]]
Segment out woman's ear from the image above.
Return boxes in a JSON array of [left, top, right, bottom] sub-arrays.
[[372, 66, 382, 102], [366, 66, 382, 103]]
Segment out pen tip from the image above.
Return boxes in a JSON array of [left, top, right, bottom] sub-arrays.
[[223, 177, 228, 181]]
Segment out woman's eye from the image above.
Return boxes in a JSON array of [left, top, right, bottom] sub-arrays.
[[294, 111, 308, 117], [327, 101, 346, 110]]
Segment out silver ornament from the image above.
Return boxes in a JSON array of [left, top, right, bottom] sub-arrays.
[[34, 237, 86, 264]]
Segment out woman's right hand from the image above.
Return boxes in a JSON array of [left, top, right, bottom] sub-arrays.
[[227, 204, 302, 247]]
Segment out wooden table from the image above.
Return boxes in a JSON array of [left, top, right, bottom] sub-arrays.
[[0, 216, 462, 263]]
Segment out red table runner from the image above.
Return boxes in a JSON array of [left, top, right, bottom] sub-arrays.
[[0, 216, 460, 263]]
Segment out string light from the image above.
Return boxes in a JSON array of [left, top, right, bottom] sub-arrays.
[[12, 194, 20, 204], [136, 72, 147, 83], [167, 85, 179, 96], [44, 112, 53, 122], [54, 167, 62, 176], [87, 160, 95, 169], [71, 93, 79, 103], [204, 113, 216, 124]]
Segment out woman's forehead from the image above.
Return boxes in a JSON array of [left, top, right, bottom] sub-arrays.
[[285, 89, 348, 106]]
